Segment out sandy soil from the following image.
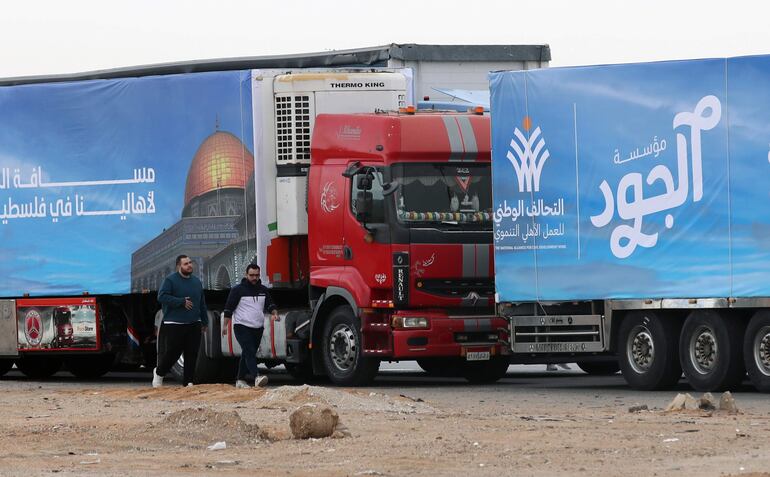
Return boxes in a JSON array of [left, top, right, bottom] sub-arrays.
[[0, 380, 769, 476]]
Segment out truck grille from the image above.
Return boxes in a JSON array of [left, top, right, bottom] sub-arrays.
[[416, 278, 494, 298], [510, 314, 605, 353], [275, 94, 312, 164]]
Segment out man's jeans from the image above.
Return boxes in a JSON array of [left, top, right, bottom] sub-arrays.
[[233, 324, 264, 380]]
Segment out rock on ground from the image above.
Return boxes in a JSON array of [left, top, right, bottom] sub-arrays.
[[289, 403, 341, 439]]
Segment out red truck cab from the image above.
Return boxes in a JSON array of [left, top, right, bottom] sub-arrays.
[[306, 111, 509, 385]]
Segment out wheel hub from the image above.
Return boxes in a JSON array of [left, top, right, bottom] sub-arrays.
[[628, 325, 654, 374], [754, 326, 770, 377], [690, 326, 717, 374], [329, 324, 357, 372]]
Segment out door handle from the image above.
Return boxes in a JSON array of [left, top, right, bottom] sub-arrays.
[[343, 246, 352, 260]]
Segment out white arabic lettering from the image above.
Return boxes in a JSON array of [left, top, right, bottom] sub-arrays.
[[613, 136, 668, 164], [591, 95, 722, 258], [0, 191, 157, 225], [0, 166, 156, 189], [493, 198, 565, 224]]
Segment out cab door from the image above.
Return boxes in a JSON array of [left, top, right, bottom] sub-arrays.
[[308, 161, 348, 286], [342, 165, 391, 302]]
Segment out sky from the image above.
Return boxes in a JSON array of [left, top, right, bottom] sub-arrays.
[[1, 0, 769, 78]]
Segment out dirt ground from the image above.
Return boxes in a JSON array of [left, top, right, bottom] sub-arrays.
[[1, 379, 769, 476]]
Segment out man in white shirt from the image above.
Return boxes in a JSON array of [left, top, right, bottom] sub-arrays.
[[222, 264, 278, 388]]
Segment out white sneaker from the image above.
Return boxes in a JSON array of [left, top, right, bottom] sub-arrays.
[[186, 383, 194, 387], [152, 368, 163, 388], [255, 376, 268, 387], [235, 379, 249, 389]]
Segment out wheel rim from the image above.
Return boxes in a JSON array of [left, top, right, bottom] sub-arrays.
[[627, 325, 654, 374], [753, 325, 770, 377], [689, 325, 717, 374], [329, 323, 357, 372]]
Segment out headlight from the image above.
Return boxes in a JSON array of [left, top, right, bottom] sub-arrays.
[[392, 316, 429, 329]]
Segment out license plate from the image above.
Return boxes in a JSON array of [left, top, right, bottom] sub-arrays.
[[465, 351, 490, 361]]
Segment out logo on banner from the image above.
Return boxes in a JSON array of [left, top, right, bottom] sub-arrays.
[[320, 181, 340, 213], [506, 117, 550, 193], [590, 95, 722, 259], [24, 309, 43, 346]]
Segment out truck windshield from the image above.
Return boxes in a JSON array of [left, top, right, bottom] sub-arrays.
[[392, 163, 492, 228]]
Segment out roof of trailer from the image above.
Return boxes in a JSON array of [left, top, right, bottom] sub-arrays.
[[0, 43, 550, 86]]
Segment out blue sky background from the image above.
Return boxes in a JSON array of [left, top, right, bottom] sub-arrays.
[[0, 70, 253, 295], [490, 56, 770, 301]]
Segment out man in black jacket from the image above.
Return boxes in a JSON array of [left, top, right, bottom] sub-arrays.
[[222, 264, 278, 388]]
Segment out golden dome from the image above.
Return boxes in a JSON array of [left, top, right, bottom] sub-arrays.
[[184, 131, 255, 205]]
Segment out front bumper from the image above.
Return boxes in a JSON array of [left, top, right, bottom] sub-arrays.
[[389, 312, 509, 359]]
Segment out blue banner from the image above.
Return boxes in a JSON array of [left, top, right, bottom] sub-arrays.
[[0, 71, 254, 296], [489, 56, 770, 301]]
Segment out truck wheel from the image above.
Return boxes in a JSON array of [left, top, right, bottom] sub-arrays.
[[462, 357, 510, 384], [743, 311, 770, 392], [322, 305, 379, 386], [0, 358, 13, 376], [576, 360, 620, 375], [15, 356, 62, 379], [618, 311, 681, 390], [65, 354, 115, 379], [679, 310, 745, 392], [417, 358, 464, 377]]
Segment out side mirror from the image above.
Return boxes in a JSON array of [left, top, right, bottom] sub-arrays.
[[356, 172, 374, 191]]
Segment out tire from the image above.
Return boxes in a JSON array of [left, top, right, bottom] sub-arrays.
[[576, 360, 620, 375], [618, 311, 682, 390], [679, 310, 745, 392], [743, 311, 770, 393], [322, 305, 379, 386], [65, 354, 115, 379], [462, 357, 510, 384], [0, 358, 14, 376], [15, 356, 63, 379], [417, 358, 464, 378]]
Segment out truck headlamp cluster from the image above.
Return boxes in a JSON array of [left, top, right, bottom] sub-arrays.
[[392, 316, 429, 329]]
